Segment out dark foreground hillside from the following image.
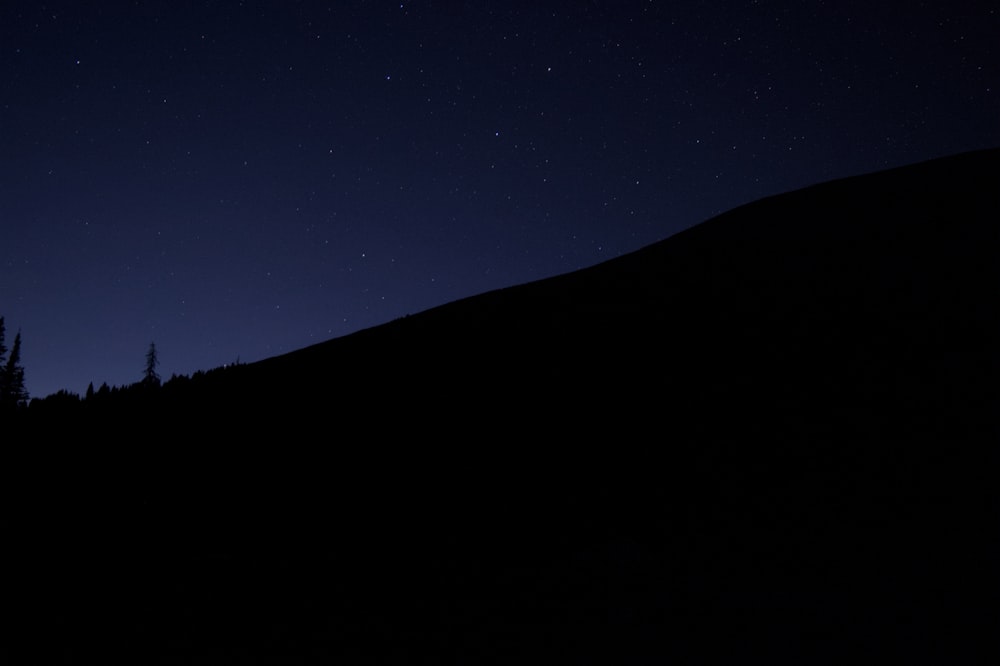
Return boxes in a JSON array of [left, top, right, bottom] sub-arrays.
[[264, 146, 996, 441], [7, 149, 999, 664]]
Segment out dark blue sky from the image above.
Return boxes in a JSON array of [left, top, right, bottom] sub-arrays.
[[3, 1, 997, 399]]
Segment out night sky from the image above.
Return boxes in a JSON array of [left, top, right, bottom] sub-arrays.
[[3, 1, 997, 400]]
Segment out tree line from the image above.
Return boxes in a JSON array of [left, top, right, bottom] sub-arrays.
[[0, 313, 182, 416], [1, 323, 248, 422]]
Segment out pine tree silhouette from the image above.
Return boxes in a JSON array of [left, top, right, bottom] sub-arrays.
[[0, 317, 7, 408], [1, 329, 29, 410], [144, 342, 161, 386], [0, 316, 7, 368]]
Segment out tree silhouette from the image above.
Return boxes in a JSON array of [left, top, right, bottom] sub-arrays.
[[0, 317, 7, 409], [144, 342, 161, 386], [0, 316, 7, 368], [1, 329, 29, 410]]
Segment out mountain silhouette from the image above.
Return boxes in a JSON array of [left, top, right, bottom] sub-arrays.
[[201, 145, 996, 440], [7, 148, 998, 664]]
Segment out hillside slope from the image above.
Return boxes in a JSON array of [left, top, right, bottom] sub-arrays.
[[243, 146, 998, 440], [7, 149, 998, 665]]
